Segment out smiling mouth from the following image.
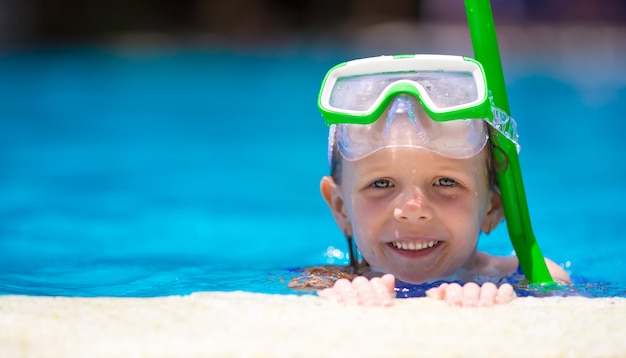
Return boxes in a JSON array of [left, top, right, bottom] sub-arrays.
[[391, 240, 440, 251]]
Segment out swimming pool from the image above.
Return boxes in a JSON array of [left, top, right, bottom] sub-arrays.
[[1, 39, 625, 297]]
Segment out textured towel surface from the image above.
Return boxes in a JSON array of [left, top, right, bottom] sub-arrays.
[[1, 292, 625, 357]]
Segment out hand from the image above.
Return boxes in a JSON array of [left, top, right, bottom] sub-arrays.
[[317, 274, 396, 306], [425, 282, 516, 307]]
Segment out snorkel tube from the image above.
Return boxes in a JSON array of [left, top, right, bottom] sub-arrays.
[[464, 0, 554, 284]]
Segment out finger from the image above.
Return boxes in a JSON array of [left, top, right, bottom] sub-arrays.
[[495, 283, 516, 304], [425, 283, 448, 300], [461, 282, 481, 307], [381, 274, 397, 293], [369, 277, 394, 306], [317, 288, 341, 302], [352, 276, 375, 305], [444, 282, 463, 306], [333, 278, 359, 304], [478, 282, 498, 307]]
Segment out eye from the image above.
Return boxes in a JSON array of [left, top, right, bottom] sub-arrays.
[[369, 179, 394, 189], [435, 177, 457, 187]]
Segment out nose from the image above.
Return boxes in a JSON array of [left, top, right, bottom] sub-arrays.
[[393, 186, 433, 222]]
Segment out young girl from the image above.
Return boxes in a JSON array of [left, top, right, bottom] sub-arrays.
[[291, 54, 570, 307]]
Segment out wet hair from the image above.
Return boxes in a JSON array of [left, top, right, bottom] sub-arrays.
[[329, 139, 344, 184], [485, 139, 504, 192], [287, 265, 359, 290]]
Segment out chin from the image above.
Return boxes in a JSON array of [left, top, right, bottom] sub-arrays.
[[391, 271, 437, 285], [371, 263, 453, 284], [396, 276, 431, 285], [391, 266, 459, 284]]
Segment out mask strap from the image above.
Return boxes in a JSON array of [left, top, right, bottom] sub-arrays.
[[327, 124, 337, 167]]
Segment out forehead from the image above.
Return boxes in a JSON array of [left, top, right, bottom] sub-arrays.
[[343, 147, 490, 179]]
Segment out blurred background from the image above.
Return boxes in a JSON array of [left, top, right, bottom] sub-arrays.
[[1, 0, 625, 296], [1, 0, 625, 48]]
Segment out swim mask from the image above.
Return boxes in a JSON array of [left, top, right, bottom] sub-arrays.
[[318, 54, 520, 163]]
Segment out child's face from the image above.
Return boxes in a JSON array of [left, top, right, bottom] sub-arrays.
[[321, 147, 503, 284]]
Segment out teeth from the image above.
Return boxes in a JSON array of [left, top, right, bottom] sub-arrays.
[[392, 240, 438, 251]]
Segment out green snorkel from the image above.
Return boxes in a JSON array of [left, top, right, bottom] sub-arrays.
[[464, 0, 555, 284]]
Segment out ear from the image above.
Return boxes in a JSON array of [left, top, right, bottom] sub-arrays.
[[320, 176, 353, 237], [481, 191, 505, 234]]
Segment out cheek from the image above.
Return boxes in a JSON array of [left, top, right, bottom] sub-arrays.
[[472, 184, 493, 220], [459, 164, 492, 222], [436, 194, 484, 231], [348, 196, 389, 235]]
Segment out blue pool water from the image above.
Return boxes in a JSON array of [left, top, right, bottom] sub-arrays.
[[1, 45, 625, 297]]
